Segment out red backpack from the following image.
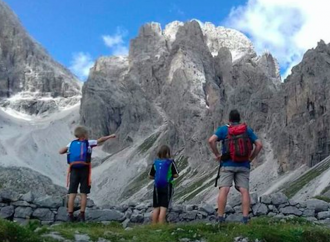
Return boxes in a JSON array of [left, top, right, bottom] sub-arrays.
[[224, 123, 253, 162]]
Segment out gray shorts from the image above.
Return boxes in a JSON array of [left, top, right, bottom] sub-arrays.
[[218, 166, 250, 190]]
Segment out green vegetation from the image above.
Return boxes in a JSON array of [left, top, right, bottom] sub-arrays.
[[0, 218, 47, 242], [282, 159, 330, 198], [137, 132, 161, 154], [176, 156, 189, 171], [313, 195, 330, 203], [2, 217, 330, 242], [121, 168, 151, 199]]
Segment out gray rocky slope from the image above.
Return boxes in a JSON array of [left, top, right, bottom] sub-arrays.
[[81, 21, 330, 205], [0, 0, 81, 115], [80, 20, 288, 205]]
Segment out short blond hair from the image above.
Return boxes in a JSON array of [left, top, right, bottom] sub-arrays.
[[74, 126, 88, 138]]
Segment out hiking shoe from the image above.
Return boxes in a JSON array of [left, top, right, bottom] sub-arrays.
[[216, 216, 225, 224], [241, 216, 249, 224], [77, 212, 86, 222]]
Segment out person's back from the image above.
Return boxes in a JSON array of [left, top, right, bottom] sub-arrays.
[[149, 145, 179, 224], [208, 109, 263, 224]]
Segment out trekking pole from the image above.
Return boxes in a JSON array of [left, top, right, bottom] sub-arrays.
[[214, 162, 221, 187]]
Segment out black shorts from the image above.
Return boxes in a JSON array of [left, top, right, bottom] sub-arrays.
[[68, 167, 90, 194], [153, 185, 173, 208]]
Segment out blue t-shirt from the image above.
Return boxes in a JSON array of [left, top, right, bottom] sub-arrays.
[[214, 124, 258, 169]]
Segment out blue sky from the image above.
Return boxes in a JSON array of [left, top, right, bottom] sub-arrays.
[[4, 0, 330, 80], [4, 0, 246, 79]]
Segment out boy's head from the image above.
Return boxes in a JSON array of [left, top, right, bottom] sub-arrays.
[[157, 145, 171, 159], [229, 109, 241, 123], [74, 126, 88, 139]]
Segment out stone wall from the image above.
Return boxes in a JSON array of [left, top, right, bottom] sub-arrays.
[[1, 189, 330, 226]]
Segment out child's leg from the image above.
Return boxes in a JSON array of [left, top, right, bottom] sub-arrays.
[[159, 207, 167, 224], [68, 193, 77, 213], [80, 193, 87, 212], [152, 207, 160, 224]]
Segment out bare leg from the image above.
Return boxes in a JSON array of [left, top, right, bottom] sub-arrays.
[[152, 208, 160, 224], [68, 193, 77, 213], [239, 187, 250, 217], [159, 207, 167, 224], [80, 193, 87, 212], [217, 187, 230, 216]]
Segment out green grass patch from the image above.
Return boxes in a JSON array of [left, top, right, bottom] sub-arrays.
[[0, 218, 48, 242], [137, 132, 161, 154], [14, 217, 330, 242], [282, 159, 330, 198]]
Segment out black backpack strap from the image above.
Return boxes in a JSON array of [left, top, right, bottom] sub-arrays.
[[214, 162, 222, 187]]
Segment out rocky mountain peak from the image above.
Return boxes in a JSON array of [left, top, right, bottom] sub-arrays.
[[0, 0, 81, 115]]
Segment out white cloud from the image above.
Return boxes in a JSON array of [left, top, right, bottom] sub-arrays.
[[169, 4, 185, 16], [102, 28, 129, 56], [226, 0, 330, 78], [69, 52, 94, 81]]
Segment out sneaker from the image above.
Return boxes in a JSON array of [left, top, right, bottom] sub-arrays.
[[216, 216, 225, 224], [77, 212, 86, 222], [241, 216, 249, 224]]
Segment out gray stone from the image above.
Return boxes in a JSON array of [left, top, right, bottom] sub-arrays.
[[171, 204, 184, 213], [303, 209, 315, 217], [268, 212, 276, 217], [270, 192, 288, 206], [14, 207, 33, 218], [225, 205, 235, 214], [56, 207, 68, 222], [87, 209, 125, 222], [32, 208, 55, 221], [306, 199, 329, 212], [168, 212, 180, 223], [317, 211, 330, 220], [250, 193, 259, 205], [289, 200, 299, 206], [252, 203, 268, 216], [197, 211, 208, 218], [199, 203, 215, 215], [230, 195, 241, 207], [0, 206, 14, 219], [20, 191, 35, 203], [226, 213, 243, 222], [42, 232, 66, 241], [117, 204, 129, 213], [186, 205, 195, 211], [12, 201, 36, 208], [86, 199, 95, 208], [125, 208, 133, 219], [279, 206, 302, 216], [130, 212, 144, 223], [0, 190, 20, 203], [180, 211, 198, 221], [260, 195, 272, 204], [135, 203, 148, 210], [34, 196, 63, 208], [278, 203, 290, 209], [74, 234, 90, 242], [122, 218, 130, 228], [13, 218, 30, 226], [305, 217, 318, 222]]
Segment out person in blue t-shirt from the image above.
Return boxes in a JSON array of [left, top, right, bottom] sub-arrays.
[[208, 110, 263, 224]]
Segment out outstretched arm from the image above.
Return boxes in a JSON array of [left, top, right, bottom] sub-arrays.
[[249, 140, 263, 161], [59, 147, 68, 154], [97, 134, 116, 145], [208, 135, 221, 161]]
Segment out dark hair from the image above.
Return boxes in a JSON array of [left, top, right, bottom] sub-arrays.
[[157, 145, 171, 159], [229, 109, 241, 123]]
